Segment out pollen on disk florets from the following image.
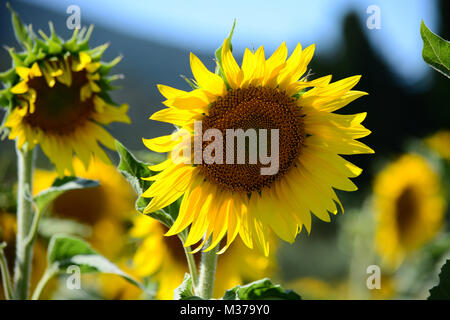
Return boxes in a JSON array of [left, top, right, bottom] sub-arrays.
[[198, 86, 305, 193]]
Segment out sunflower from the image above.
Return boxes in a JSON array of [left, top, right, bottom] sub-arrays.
[[130, 215, 277, 299], [374, 154, 446, 267], [0, 212, 48, 299], [141, 33, 373, 255], [0, 7, 129, 176], [33, 158, 136, 259]]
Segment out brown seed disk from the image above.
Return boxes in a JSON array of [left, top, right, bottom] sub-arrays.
[[22, 69, 94, 135], [395, 187, 419, 239], [198, 86, 305, 193]]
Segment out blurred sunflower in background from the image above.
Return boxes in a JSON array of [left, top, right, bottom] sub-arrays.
[[141, 33, 373, 256], [130, 215, 277, 299], [425, 130, 450, 161], [0, 6, 129, 176], [374, 154, 446, 268], [33, 158, 136, 260], [0, 212, 48, 299]]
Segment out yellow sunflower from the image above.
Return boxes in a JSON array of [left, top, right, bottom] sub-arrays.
[[374, 154, 446, 267], [130, 215, 277, 299], [33, 157, 136, 259], [141, 33, 373, 255], [0, 8, 129, 176]]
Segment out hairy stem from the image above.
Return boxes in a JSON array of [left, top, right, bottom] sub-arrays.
[[0, 242, 13, 300], [13, 142, 35, 300], [196, 236, 218, 299]]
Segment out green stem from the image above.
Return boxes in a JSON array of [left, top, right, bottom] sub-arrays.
[[13, 142, 35, 300], [196, 236, 218, 299], [177, 232, 199, 290], [183, 245, 199, 288], [0, 242, 13, 300], [31, 265, 57, 300]]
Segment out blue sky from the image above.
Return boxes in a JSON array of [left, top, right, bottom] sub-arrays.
[[20, 0, 438, 85]]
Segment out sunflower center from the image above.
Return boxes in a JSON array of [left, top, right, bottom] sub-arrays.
[[395, 187, 419, 238], [22, 69, 94, 134], [52, 186, 107, 224], [198, 86, 305, 193]]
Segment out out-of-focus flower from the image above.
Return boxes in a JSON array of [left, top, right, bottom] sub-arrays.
[[130, 215, 277, 299], [99, 264, 144, 300], [33, 158, 136, 259], [0, 6, 129, 176], [425, 130, 450, 160], [289, 277, 349, 300], [290, 275, 395, 300], [374, 154, 446, 268]]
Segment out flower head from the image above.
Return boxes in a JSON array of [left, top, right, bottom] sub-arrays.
[[0, 6, 130, 176], [374, 154, 446, 267], [142, 30, 373, 255]]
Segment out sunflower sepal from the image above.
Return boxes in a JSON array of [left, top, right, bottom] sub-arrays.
[[180, 75, 199, 90], [7, 47, 27, 68], [222, 278, 301, 300], [0, 68, 17, 85], [98, 56, 122, 76], [7, 3, 33, 50], [87, 43, 110, 61]]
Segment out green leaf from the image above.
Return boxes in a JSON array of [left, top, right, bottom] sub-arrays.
[[222, 279, 301, 300], [115, 140, 175, 228], [174, 273, 202, 300], [34, 176, 99, 213], [428, 259, 450, 300], [47, 234, 143, 289], [115, 140, 152, 195], [37, 217, 91, 239], [420, 20, 450, 78], [7, 3, 33, 49]]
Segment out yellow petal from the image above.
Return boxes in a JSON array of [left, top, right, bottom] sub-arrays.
[[16, 66, 31, 80], [11, 81, 29, 94], [221, 38, 243, 89], [190, 53, 226, 96]]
